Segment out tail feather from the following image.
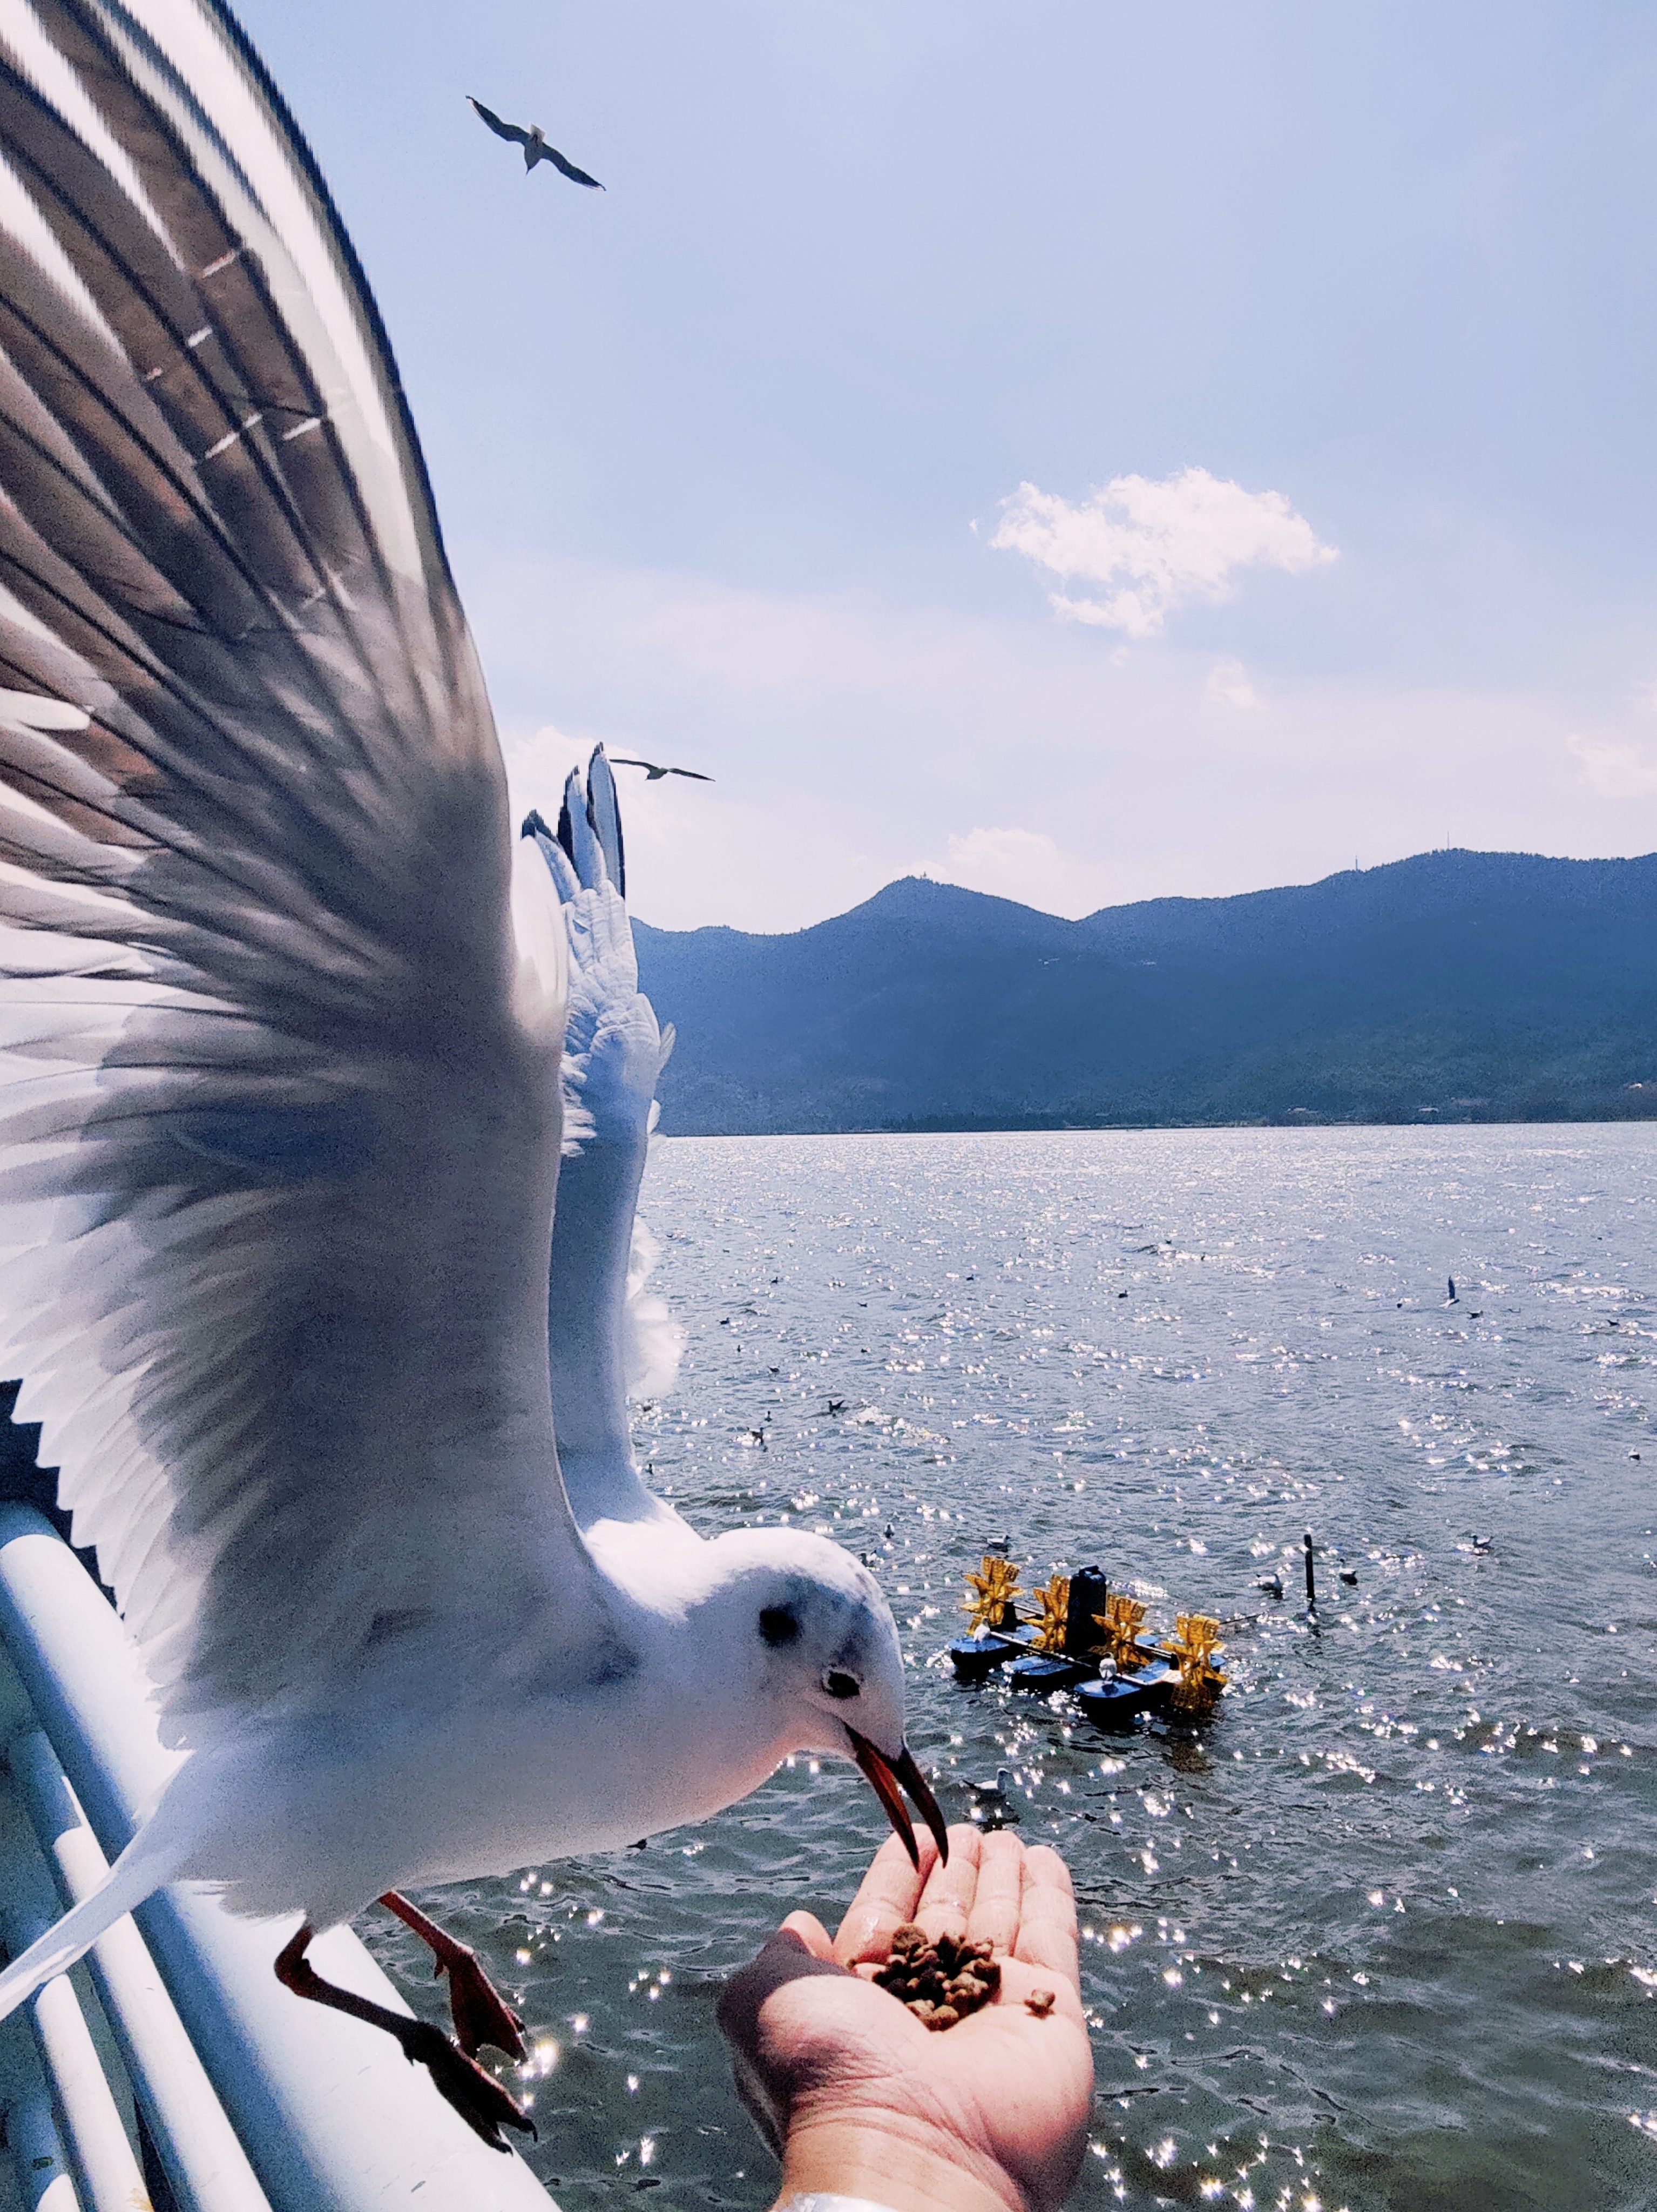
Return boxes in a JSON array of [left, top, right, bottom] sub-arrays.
[[0, 1834, 178, 2024]]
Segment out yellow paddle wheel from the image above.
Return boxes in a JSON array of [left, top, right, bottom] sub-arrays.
[[1162, 1614, 1227, 1714], [1029, 1574, 1071, 1655], [962, 1554, 1020, 1633], [1093, 1591, 1156, 1673]]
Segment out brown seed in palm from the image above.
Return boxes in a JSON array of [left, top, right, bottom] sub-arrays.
[[927, 2004, 960, 2032], [1025, 1987, 1056, 2018]]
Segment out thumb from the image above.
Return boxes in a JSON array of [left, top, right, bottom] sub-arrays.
[[717, 1926, 853, 2059], [716, 1925, 854, 2160], [777, 1910, 834, 1960]]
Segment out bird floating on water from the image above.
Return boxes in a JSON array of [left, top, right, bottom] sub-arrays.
[[965, 1768, 1020, 1829], [0, 5, 942, 2155], [467, 97, 605, 187], [610, 757, 714, 783]]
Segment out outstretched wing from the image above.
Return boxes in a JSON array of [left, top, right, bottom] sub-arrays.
[[542, 144, 604, 191], [0, 0, 605, 1741], [529, 751, 681, 1529], [467, 95, 528, 147], [665, 767, 711, 781]]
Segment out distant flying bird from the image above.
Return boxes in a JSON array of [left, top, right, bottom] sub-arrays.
[[1446, 1276, 1458, 1304], [0, 17, 944, 2155], [467, 97, 604, 188], [610, 757, 714, 783]]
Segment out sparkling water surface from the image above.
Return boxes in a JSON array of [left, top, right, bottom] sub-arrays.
[[365, 1127, 1657, 2212]]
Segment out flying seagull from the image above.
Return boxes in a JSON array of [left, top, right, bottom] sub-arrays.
[[467, 96, 604, 187], [610, 757, 714, 782], [0, 3, 942, 2157]]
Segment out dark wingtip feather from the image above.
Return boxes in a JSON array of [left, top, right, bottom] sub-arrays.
[[584, 745, 626, 901], [520, 808, 551, 841]]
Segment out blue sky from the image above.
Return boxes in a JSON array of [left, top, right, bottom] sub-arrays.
[[240, 0, 1657, 928]]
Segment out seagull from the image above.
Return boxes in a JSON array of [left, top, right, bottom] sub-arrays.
[[608, 757, 714, 783], [965, 1768, 1020, 1829], [0, 4, 943, 2156], [467, 97, 605, 188], [1446, 1276, 1458, 1304]]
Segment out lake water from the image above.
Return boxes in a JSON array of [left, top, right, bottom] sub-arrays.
[[364, 1125, 1657, 2212]]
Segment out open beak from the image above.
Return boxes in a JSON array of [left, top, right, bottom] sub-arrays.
[[847, 1728, 950, 1869]]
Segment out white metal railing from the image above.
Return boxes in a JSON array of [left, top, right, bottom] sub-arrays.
[[0, 1505, 558, 2212]]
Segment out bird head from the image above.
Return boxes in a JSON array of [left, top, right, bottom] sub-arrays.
[[697, 1528, 946, 1867]]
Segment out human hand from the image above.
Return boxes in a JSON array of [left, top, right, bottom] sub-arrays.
[[717, 1824, 1093, 2212]]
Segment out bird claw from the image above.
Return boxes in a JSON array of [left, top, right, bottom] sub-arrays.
[[397, 2020, 535, 2152], [439, 1951, 528, 2062]]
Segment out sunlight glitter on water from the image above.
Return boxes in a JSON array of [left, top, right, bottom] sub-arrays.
[[360, 1125, 1656, 2211]]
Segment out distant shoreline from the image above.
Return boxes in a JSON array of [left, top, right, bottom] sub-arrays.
[[655, 1111, 1657, 1139]]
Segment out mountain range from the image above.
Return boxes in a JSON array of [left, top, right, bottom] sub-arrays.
[[632, 849, 1657, 1134]]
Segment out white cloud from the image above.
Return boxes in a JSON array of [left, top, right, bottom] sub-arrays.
[[990, 464, 1337, 637], [1205, 657, 1262, 710], [918, 826, 1105, 917], [1567, 733, 1657, 798]]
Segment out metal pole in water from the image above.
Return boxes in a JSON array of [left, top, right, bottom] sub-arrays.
[[1303, 1530, 1317, 1614]]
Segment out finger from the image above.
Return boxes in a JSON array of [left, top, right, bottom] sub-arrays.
[[777, 1911, 834, 1961], [716, 1926, 853, 2060], [833, 1830, 938, 1966], [965, 1829, 1025, 1956], [1011, 1844, 1081, 1991], [914, 1822, 982, 1941]]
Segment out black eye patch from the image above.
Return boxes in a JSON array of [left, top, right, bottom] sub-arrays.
[[822, 1669, 861, 1700], [759, 1605, 801, 1647]]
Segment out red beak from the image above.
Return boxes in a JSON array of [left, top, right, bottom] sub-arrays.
[[846, 1728, 949, 1868]]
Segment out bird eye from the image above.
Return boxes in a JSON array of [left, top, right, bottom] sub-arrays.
[[759, 1606, 801, 1647], [822, 1669, 861, 1700]]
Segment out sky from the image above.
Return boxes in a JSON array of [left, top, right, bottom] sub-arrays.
[[238, 0, 1657, 931]]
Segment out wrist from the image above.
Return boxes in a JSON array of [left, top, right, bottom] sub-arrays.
[[775, 2112, 1024, 2212]]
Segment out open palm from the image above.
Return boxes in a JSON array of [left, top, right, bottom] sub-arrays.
[[718, 1825, 1093, 2212]]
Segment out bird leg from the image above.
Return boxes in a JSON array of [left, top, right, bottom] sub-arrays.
[[274, 1924, 533, 2153], [378, 1892, 527, 2061]]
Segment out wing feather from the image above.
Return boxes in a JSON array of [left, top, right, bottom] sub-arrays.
[[0, 0, 604, 1742], [531, 759, 681, 1530]]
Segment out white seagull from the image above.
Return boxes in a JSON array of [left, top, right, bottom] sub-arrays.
[[0, 0, 943, 2153]]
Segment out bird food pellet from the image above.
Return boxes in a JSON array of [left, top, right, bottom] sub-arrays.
[[873, 1922, 1002, 2030]]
